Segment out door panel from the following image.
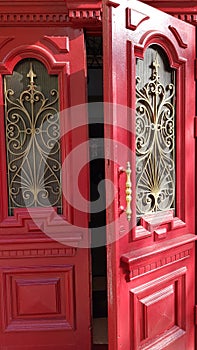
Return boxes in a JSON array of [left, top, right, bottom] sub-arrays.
[[103, 1, 196, 349], [0, 26, 91, 350]]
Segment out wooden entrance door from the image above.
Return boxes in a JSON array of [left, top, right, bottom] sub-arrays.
[[0, 25, 91, 350], [103, 0, 196, 349]]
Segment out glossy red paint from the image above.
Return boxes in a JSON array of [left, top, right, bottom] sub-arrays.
[[103, 0, 196, 349], [0, 5, 91, 349], [0, 0, 196, 349]]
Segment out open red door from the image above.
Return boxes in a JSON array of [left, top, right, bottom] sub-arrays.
[[103, 1, 196, 349]]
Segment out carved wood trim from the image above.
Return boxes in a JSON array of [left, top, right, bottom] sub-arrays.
[[142, 2, 197, 26], [168, 25, 187, 48], [135, 210, 186, 241], [68, 9, 102, 22], [130, 267, 187, 348], [126, 7, 149, 31], [0, 9, 102, 27], [127, 249, 190, 280], [3, 265, 75, 332], [43, 36, 69, 53], [174, 13, 197, 26], [0, 247, 76, 258], [121, 234, 196, 281], [0, 13, 70, 26]]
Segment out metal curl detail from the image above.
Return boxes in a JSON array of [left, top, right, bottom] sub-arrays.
[[5, 61, 61, 214], [136, 52, 175, 217]]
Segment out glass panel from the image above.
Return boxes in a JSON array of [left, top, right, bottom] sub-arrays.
[[4, 59, 61, 215], [136, 45, 175, 220]]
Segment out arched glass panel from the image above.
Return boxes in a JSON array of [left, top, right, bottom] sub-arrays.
[[4, 59, 61, 215], [136, 45, 175, 221]]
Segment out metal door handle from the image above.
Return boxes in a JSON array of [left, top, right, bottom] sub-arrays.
[[125, 161, 132, 221], [119, 161, 132, 221]]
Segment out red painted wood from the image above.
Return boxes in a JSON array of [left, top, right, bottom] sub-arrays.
[[0, 3, 91, 349], [142, 0, 197, 27], [93, 346, 108, 350], [103, 0, 196, 349]]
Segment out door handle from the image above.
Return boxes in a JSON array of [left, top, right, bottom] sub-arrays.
[[119, 161, 132, 221]]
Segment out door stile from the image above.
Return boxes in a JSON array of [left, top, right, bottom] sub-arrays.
[[103, 1, 197, 349]]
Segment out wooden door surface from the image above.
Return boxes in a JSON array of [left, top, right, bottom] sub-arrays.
[[0, 24, 91, 350], [103, 1, 196, 349]]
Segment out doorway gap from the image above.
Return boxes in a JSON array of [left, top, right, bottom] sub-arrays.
[[85, 34, 108, 347]]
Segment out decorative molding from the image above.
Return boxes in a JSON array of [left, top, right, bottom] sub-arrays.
[[0, 208, 84, 244], [121, 234, 197, 281], [68, 9, 102, 22], [43, 36, 69, 53], [169, 25, 187, 48], [130, 267, 186, 349], [0, 36, 14, 49], [128, 249, 190, 280], [3, 265, 75, 332], [106, 0, 120, 7], [126, 7, 149, 31], [135, 210, 186, 241], [0, 0, 103, 26], [139, 1, 197, 26], [0, 247, 76, 258], [174, 13, 197, 26], [0, 13, 70, 26]]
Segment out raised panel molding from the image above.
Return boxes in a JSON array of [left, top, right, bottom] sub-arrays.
[[0, 208, 83, 244], [135, 210, 186, 241], [126, 7, 149, 30], [130, 267, 186, 349], [168, 25, 187, 48], [0, 36, 14, 49], [3, 265, 75, 332], [43, 36, 69, 53]]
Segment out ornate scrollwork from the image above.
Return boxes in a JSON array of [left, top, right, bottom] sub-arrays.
[[136, 52, 175, 217], [4, 60, 61, 214]]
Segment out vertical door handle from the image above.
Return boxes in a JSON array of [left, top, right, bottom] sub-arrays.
[[119, 161, 132, 221], [125, 161, 132, 221]]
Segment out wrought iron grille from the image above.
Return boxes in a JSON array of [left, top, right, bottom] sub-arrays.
[[136, 45, 175, 219], [86, 36, 103, 68], [4, 59, 62, 215]]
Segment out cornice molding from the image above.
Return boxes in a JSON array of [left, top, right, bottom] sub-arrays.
[[68, 9, 102, 22], [174, 13, 197, 26], [0, 11, 102, 27], [0, 13, 69, 26], [0, 1, 102, 27], [0, 1, 196, 26], [143, 1, 197, 26]]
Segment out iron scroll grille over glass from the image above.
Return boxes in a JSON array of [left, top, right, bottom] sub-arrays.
[[4, 59, 62, 215], [136, 45, 175, 221]]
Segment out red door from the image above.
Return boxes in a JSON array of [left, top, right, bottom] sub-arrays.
[[0, 25, 91, 349], [103, 1, 196, 349]]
